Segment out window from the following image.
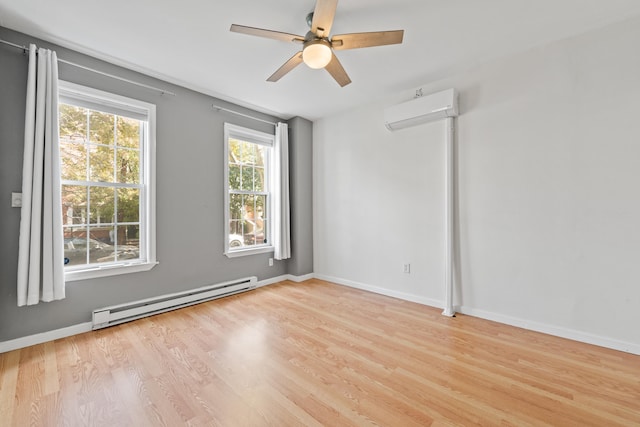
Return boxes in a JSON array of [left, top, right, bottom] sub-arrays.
[[58, 81, 156, 281], [224, 123, 274, 257]]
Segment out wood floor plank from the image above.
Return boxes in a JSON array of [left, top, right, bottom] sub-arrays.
[[1, 279, 639, 426], [0, 349, 20, 423]]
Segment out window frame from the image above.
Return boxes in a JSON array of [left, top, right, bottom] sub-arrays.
[[223, 123, 274, 258], [58, 81, 157, 281]]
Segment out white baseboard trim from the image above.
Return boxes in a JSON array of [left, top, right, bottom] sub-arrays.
[[457, 305, 640, 356], [316, 273, 640, 356], [287, 273, 315, 282], [257, 273, 315, 287], [0, 322, 93, 354], [314, 273, 444, 309]]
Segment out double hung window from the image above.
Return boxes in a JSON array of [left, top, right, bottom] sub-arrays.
[[58, 81, 156, 280], [224, 123, 274, 257]]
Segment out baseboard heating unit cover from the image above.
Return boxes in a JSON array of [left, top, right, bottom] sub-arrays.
[[92, 276, 257, 329]]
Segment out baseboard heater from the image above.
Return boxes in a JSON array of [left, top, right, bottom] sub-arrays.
[[92, 276, 257, 330]]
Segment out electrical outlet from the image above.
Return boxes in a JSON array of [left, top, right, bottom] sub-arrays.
[[11, 192, 22, 208], [269, 258, 274, 267], [403, 263, 411, 274]]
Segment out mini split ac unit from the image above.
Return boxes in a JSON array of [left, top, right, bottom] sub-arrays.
[[384, 88, 458, 131]]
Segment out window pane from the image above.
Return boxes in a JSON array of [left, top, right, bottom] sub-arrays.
[[245, 142, 257, 165], [255, 195, 266, 244], [64, 227, 88, 266], [242, 194, 255, 219], [242, 194, 257, 246], [89, 187, 114, 224], [88, 226, 115, 263], [89, 111, 114, 145], [262, 220, 268, 245], [229, 139, 240, 164], [121, 224, 139, 244], [255, 144, 266, 167], [230, 193, 242, 220], [117, 188, 140, 223], [116, 116, 141, 149], [89, 144, 115, 182], [59, 104, 87, 141], [229, 230, 243, 248], [241, 166, 254, 191], [229, 219, 242, 235], [254, 166, 265, 192], [229, 164, 241, 190], [60, 141, 87, 181], [241, 219, 249, 245], [256, 195, 266, 218], [62, 185, 87, 225], [118, 224, 140, 261], [116, 148, 140, 184]]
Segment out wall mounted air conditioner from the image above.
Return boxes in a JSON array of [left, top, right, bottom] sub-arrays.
[[384, 88, 458, 131]]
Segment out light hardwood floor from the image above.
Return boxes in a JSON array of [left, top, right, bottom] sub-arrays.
[[1, 279, 639, 426]]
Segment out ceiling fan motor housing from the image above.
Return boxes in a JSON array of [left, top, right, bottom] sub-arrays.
[[302, 38, 332, 69]]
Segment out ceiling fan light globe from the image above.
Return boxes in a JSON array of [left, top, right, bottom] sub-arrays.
[[303, 42, 332, 69]]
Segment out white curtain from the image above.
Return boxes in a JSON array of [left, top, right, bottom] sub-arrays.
[[271, 122, 291, 260], [17, 44, 65, 306]]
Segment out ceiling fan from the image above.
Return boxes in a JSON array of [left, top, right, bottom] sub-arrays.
[[230, 0, 404, 87]]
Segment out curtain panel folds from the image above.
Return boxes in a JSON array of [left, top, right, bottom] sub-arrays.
[[17, 44, 65, 306], [272, 122, 291, 260]]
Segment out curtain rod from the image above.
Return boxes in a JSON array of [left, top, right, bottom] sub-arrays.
[[213, 104, 280, 126], [0, 38, 24, 50], [0, 38, 176, 97]]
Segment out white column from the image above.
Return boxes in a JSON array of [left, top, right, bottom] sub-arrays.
[[442, 117, 456, 317]]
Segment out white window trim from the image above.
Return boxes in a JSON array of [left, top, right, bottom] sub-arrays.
[[224, 246, 274, 258], [223, 123, 274, 257], [64, 261, 159, 282], [59, 81, 157, 281]]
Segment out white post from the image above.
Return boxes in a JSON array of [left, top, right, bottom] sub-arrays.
[[442, 117, 456, 317]]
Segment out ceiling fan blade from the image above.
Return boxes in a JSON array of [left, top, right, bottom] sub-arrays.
[[325, 52, 351, 87], [332, 30, 404, 50], [267, 51, 304, 82], [230, 24, 304, 43], [311, 0, 338, 38]]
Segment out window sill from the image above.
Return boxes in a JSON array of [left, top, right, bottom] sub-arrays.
[[225, 246, 273, 258], [65, 261, 158, 282]]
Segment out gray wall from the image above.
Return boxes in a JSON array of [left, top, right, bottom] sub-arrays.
[[286, 117, 313, 276], [0, 26, 313, 342]]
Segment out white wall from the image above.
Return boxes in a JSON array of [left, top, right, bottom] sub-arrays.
[[314, 103, 447, 306], [313, 15, 640, 353]]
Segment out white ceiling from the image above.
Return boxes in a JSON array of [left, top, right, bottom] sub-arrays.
[[1, 0, 640, 120]]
